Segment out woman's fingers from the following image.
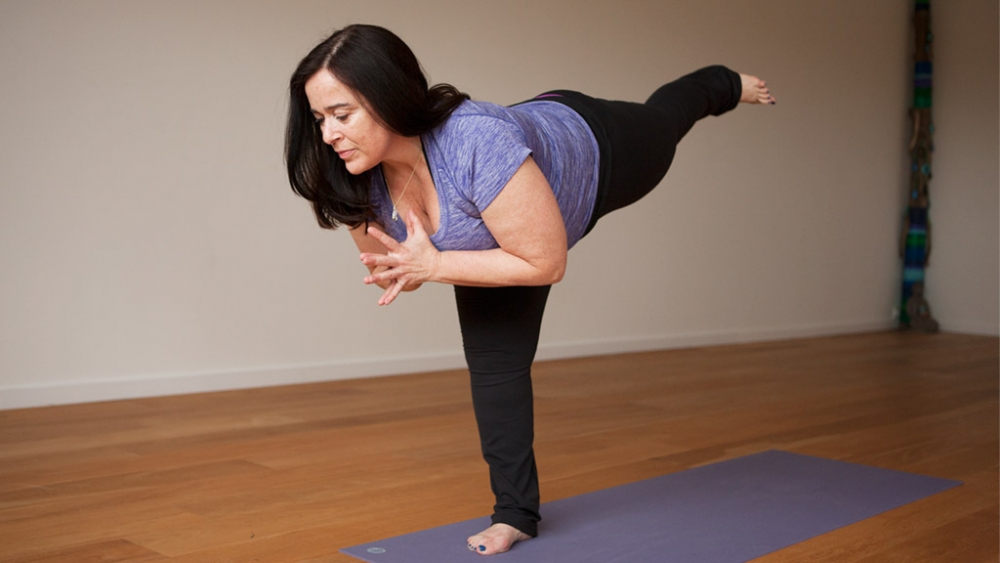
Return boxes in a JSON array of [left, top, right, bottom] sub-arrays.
[[360, 252, 396, 269], [364, 267, 399, 285], [378, 279, 404, 306], [367, 226, 400, 250], [406, 209, 426, 239]]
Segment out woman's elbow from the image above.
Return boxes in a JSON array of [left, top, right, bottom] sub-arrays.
[[542, 255, 567, 285]]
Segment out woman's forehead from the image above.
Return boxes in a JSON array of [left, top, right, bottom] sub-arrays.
[[305, 70, 359, 108]]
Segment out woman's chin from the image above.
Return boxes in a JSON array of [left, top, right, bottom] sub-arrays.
[[343, 159, 374, 175]]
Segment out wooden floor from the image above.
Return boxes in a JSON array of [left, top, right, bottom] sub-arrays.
[[0, 331, 997, 562]]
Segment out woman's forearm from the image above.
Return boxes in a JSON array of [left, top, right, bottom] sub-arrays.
[[431, 247, 566, 287], [359, 226, 565, 290]]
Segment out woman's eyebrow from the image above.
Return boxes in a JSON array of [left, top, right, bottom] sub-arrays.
[[322, 102, 351, 111]]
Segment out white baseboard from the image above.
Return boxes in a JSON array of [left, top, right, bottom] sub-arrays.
[[0, 353, 467, 411], [938, 319, 1000, 337], [0, 320, 895, 411], [535, 320, 896, 361]]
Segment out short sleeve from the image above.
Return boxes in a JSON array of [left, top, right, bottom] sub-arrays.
[[441, 114, 532, 215]]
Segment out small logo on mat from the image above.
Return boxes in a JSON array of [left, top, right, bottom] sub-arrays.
[[367, 547, 387, 554]]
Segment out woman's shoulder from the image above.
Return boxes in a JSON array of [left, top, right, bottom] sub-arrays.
[[430, 100, 525, 156], [425, 99, 531, 199], [435, 99, 520, 137], [448, 98, 511, 119]]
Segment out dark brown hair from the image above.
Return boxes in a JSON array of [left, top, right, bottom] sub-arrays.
[[285, 24, 468, 229]]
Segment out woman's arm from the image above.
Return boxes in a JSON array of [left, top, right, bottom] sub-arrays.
[[360, 157, 568, 305], [349, 222, 422, 292], [436, 156, 568, 285]]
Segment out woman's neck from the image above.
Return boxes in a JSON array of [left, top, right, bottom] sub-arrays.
[[380, 135, 424, 177]]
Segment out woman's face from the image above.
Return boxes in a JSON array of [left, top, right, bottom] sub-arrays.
[[305, 69, 394, 175]]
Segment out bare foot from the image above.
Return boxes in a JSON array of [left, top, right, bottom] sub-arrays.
[[467, 523, 532, 555], [739, 73, 776, 105]]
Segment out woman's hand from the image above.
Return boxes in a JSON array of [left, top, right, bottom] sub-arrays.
[[359, 209, 440, 306]]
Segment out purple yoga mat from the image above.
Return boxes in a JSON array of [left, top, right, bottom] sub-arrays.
[[341, 450, 960, 563]]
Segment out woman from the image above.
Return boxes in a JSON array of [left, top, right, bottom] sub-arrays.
[[286, 24, 775, 556]]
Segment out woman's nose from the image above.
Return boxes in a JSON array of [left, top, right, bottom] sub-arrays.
[[321, 121, 341, 146]]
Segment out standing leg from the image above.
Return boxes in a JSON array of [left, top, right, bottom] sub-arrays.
[[454, 284, 551, 554]]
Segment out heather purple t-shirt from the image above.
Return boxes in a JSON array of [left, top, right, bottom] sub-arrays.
[[370, 99, 600, 250]]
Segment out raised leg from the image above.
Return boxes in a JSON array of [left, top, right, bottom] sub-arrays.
[[586, 65, 773, 227]]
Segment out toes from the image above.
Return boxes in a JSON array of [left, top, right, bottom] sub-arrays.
[[465, 535, 503, 555], [467, 534, 497, 555], [467, 535, 486, 554], [758, 86, 776, 105]]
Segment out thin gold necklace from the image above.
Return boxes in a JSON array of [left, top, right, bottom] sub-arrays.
[[387, 153, 423, 221]]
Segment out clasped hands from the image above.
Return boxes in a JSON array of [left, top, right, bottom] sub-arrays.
[[359, 209, 439, 306]]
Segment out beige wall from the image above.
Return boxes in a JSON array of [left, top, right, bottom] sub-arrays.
[[923, 0, 999, 335], [1, 0, 995, 409]]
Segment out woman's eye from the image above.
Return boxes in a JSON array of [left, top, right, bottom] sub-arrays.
[[335, 114, 349, 123]]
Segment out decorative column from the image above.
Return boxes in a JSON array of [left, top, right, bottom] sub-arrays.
[[900, 0, 938, 332]]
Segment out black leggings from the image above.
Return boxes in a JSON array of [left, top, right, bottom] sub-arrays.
[[455, 66, 741, 537]]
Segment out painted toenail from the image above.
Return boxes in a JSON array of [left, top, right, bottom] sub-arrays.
[[479, 545, 486, 552]]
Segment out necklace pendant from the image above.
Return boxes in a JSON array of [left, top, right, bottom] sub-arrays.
[[386, 152, 422, 223]]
